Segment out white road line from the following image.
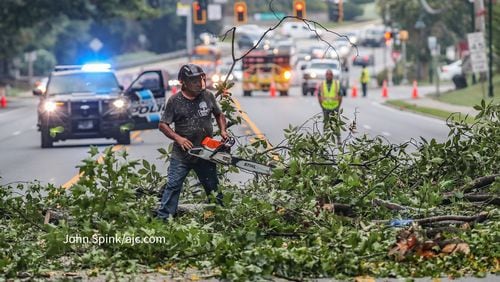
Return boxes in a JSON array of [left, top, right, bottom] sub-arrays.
[[382, 131, 391, 136], [12, 131, 21, 136], [371, 100, 444, 125], [363, 124, 372, 130]]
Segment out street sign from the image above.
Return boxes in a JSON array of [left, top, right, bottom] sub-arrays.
[[177, 2, 190, 16], [467, 32, 488, 73], [399, 30, 409, 41], [467, 32, 486, 52], [208, 4, 222, 21], [427, 36, 437, 51], [89, 38, 103, 52]]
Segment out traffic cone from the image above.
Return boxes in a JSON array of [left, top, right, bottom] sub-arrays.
[[351, 82, 358, 98], [270, 81, 276, 97], [382, 80, 388, 98], [0, 94, 6, 108], [412, 80, 419, 99]]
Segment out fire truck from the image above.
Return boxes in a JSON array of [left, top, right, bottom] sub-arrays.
[[191, 45, 222, 89], [242, 50, 292, 96]]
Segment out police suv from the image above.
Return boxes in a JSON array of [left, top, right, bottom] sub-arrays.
[[34, 64, 132, 148]]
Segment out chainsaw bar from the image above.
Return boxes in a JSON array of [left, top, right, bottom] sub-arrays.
[[188, 147, 272, 175]]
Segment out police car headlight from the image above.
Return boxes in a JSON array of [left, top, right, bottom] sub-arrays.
[[44, 101, 57, 112], [211, 74, 220, 83], [113, 99, 126, 108]]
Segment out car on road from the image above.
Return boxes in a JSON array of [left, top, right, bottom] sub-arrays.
[[34, 64, 132, 148], [362, 26, 385, 47], [437, 60, 463, 81], [301, 59, 345, 96], [281, 22, 322, 39], [352, 54, 375, 66]]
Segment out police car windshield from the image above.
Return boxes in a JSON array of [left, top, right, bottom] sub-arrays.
[[47, 72, 120, 95]]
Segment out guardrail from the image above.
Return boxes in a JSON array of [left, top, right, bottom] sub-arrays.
[[112, 49, 188, 70]]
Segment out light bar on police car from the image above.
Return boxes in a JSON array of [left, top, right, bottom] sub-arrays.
[[81, 63, 111, 72]]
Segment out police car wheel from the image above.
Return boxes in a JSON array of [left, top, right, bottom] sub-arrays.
[[41, 128, 53, 148], [116, 132, 131, 145]]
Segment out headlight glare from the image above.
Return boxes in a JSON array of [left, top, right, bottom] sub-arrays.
[[113, 99, 125, 108], [44, 101, 57, 112]]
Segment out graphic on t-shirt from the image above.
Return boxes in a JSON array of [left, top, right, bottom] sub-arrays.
[[198, 101, 210, 117]]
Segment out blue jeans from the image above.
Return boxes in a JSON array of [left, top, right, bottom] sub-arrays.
[[157, 158, 221, 219]]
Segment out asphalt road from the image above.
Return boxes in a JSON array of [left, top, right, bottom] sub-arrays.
[[0, 25, 451, 188]]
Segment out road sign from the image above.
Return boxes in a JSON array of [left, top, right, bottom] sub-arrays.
[[207, 4, 222, 21], [177, 2, 190, 16], [467, 32, 488, 73], [467, 32, 486, 52], [89, 38, 103, 52]]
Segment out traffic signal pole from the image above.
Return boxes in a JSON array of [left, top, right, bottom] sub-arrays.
[[187, 5, 193, 61], [488, 0, 493, 97]]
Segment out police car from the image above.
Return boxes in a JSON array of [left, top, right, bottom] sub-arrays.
[[34, 64, 133, 148]]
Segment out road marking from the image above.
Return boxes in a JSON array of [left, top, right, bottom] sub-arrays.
[[12, 131, 21, 136], [371, 100, 444, 125], [363, 124, 372, 130], [232, 97, 270, 145], [382, 131, 391, 136], [62, 131, 143, 189]]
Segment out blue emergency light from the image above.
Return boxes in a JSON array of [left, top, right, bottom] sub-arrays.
[[81, 63, 112, 72]]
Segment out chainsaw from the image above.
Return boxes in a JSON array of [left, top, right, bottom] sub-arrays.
[[188, 137, 273, 175]]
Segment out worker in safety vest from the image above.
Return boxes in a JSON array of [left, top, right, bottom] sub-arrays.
[[360, 65, 370, 97], [317, 69, 342, 143]]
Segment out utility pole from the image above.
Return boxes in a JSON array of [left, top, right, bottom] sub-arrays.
[[470, 0, 477, 84], [488, 0, 493, 97], [187, 5, 194, 61]]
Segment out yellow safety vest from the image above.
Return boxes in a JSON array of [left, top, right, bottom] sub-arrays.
[[321, 80, 339, 110], [361, 68, 370, 84]]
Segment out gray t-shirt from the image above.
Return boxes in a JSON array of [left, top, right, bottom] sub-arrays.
[[160, 90, 222, 163]]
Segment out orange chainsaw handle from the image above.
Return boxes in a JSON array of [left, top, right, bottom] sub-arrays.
[[201, 136, 235, 150]]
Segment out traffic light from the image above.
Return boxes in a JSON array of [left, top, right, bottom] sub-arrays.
[[234, 2, 247, 24], [384, 31, 392, 46], [293, 0, 306, 19], [329, 0, 344, 22], [193, 1, 207, 25]]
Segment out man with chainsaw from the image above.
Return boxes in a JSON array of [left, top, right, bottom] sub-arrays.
[[317, 69, 342, 143], [157, 63, 228, 220]]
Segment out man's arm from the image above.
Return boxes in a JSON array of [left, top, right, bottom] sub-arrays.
[[214, 112, 228, 140], [337, 81, 342, 106], [158, 122, 193, 151]]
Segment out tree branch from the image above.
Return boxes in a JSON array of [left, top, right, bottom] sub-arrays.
[[460, 174, 499, 193]]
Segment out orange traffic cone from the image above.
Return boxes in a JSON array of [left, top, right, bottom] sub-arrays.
[[382, 80, 388, 98], [270, 81, 276, 97], [0, 95, 6, 108], [412, 80, 419, 99], [351, 82, 358, 98]]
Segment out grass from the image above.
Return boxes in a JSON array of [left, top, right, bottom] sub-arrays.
[[386, 99, 476, 124], [430, 74, 500, 107]]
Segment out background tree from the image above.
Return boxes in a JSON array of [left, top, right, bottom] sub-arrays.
[[378, 0, 471, 80], [0, 0, 155, 80]]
